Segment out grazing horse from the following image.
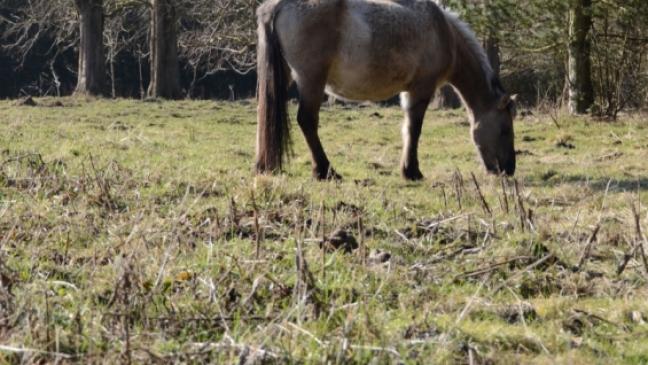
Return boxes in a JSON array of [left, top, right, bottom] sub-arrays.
[[255, 0, 517, 180]]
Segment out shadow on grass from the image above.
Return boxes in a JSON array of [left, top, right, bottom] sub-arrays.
[[526, 173, 648, 192]]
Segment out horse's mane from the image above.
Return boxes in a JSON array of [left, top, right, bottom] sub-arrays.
[[441, 9, 498, 92]]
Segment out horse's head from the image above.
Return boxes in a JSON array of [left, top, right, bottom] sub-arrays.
[[472, 94, 517, 176]]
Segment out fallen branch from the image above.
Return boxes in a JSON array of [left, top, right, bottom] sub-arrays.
[[576, 224, 601, 271], [491, 254, 555, 294], [631, 203, 648, 274], [455, 256, 535, 280], [617, 238, 639, 276], [0, 345, 73, 359], [470, 172, 492, 216]]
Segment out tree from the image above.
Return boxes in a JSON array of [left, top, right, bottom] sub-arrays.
[[433, 0, 461, 109], [433, 0, 503, 109], [148, 0, 181, 99], [74, 0, 107, 96], [481, 0, 500, 77], [178, 0, 258, 97], [104, 0, 149, 98], [590, 0, 648, 118], [568, 0, 594, 114], [1, 0, 78, 96], [2, 0, 646, 111]]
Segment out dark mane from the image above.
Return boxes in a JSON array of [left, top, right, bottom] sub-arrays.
[[491, 77, 507, 95]]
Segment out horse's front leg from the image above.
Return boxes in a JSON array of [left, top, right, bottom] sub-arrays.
[[296, 84, 341, 180], [400, 92, 432, 181]]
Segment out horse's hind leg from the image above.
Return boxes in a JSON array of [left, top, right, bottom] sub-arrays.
[[296, 79, 341, 180], [400, 91, 433, 181]]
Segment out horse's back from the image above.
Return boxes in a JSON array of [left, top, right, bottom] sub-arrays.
[[271, 0, 454, 101]]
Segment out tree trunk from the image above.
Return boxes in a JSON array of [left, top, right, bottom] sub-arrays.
[[568, 0, 594, 114], [74, 0, 106, 96], [484, 36, 501, 77], [431, 0, 461, 109], [148, 0, 181, 99], [482, 0, 501, 78], [431, 86, 462, 109]]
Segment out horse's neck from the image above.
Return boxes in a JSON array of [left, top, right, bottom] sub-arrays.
[[448, 36, 498, 117]]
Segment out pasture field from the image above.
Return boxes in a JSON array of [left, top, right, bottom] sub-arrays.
[[1, 97, 648, 364]]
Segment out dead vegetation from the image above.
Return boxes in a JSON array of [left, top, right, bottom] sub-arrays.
[[0, 99, 648, 363]]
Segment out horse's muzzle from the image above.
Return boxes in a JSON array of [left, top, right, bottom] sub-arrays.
[[484, 158, 515, 176], [501, 156, 516, 176]]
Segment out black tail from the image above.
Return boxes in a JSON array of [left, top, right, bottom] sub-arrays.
[[255, 9, 290, 173]]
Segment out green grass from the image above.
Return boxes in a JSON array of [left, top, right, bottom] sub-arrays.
[[1, 97, 648, 364]]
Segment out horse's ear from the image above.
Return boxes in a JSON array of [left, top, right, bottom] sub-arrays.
[[497, 94, 518, 117], [509, 95, 518, 118], [497, 94, 518, 110], [497, 94, 512, 110]]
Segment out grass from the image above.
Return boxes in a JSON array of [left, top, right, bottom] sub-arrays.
[[0, 96, 648, 364]]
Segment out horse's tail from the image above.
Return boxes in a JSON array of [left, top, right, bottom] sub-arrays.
[[255, 3, 290, 174]]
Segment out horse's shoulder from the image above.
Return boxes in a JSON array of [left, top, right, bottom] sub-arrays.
[[376, 0, 443, 22], [391, 0, 440, 11]]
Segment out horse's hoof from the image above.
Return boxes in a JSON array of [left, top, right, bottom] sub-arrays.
[[327, 170, 343, 181], [402, 168, 424, 181], [314, 167, 342, 181]]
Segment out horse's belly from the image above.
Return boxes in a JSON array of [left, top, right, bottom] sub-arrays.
[[324, 3, 422, 102], [325, 67, 410, 102], [325, 43, 418, 101]]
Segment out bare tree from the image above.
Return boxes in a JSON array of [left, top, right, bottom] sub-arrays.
[[432, 0, 461, 109], [1, 0, 77, 95], [74, 0, 107, 96], [104, 0, 149, 98], [148, 0, 181, 99], [178, 0, 257, 97], [568, 0, 594, 114], [482, 0, 500, 77]]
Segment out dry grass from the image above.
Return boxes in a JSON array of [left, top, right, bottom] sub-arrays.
[[0, 97, 647, 364]]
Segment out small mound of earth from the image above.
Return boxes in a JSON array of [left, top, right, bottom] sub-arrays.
[[321, 229, 358, 253], [368, 249, 391, 265], [497, 302, 538, 323], [16, 96, 37, 106]]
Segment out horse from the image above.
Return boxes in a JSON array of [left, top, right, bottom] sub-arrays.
[[255, 0, 517, 180]]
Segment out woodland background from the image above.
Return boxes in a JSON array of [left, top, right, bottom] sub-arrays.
[[3, 1, 648, 363], [0, 0, 647, 118]]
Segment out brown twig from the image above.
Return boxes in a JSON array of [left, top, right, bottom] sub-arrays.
[[631, 203, 648, 274], [251, 191, 261, 259], [500, 177, 510, 214], [453, 169, 464, 210], [513, 179, 527, 232], [45, 290, 51, 352], [573, 309, 629, 331], [103, 313, 274, 323], [455, 256, 535, 280], [319, 201, 326, 278], [440, 184, 448, 210], [576, 224, 601, 271], [357, 214, 366, 266], [229, 197, 239, 233], [491, 254, 555, 294], [548, 107, 561, 129], [470, 172, 492, 216], [617, 237, 638, 276], [294, 236, 319, 313]]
